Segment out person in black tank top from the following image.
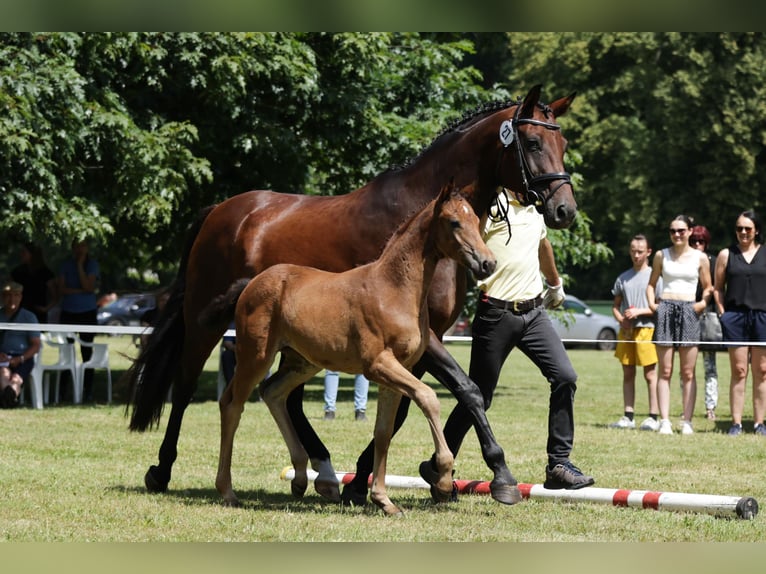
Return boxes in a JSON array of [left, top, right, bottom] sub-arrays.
[[713, 209, 766, 437]]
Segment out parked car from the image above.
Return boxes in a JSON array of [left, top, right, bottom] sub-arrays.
[[97, 293, 156, 327], [549, 295, 619, 351]]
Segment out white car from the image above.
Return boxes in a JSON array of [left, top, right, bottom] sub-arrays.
[[549, 295, 619, 351]]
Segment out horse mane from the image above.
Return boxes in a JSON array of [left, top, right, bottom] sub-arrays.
[[385, 96, 553, 173]]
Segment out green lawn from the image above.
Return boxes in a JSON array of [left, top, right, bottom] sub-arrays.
[[3, 336, 766, 543]]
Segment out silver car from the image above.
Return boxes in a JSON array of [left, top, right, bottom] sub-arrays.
[[549, 295, 619, 351]]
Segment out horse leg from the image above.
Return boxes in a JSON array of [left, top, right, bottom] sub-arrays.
[[216, 350, 272, 507], [146, 331, 221, 493], [369, 386, 404, 516], [260, 351, 333, 500], [419, 338, 521, 505]]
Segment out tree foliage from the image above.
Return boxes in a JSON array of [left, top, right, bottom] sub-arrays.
[[502, 32, 766, 295]]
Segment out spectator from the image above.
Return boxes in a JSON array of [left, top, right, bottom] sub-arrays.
[[419, 189, 594, 492], [220, 321, 237, 386], [609, 234, 660, 431], [323, 370, 369, 421], [57, 237, 100, 403], [0, 281, 41, 408], [713, 210, 766, 436], [647, 215, 713, 435], [11, 242, 57, 324], [689, 225, 720, 420]]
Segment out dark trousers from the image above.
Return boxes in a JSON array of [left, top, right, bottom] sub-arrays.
[[441, 301, 578, 467], [60, 309, 97, 402]]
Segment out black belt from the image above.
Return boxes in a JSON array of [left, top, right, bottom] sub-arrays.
[[480, 292, 543, 314]]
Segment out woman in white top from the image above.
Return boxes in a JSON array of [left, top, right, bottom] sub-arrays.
[[647, 215, 713, 435]]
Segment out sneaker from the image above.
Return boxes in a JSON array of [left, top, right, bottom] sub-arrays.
[[543, 461, 595, 490], [638, 417, 660, 431], [323, 410, 335, 421], [609, 416, 635, 429], [754, 423, 766, 436], [727, 423, 743, 436], [680, 420, 694, 435], [354, 410, 367, 422], [658, 419, 673, 435]]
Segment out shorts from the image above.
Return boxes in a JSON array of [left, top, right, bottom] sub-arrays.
[[654, 300, 699, 348], [720, 309, 766, 343], [614, 327, 658, 366]]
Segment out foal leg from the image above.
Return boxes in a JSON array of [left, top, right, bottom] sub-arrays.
[[369, 353, 455, 503], [260, 352, 333, 500], [370, 386, 404, 516], [216, 352, 272, 507]]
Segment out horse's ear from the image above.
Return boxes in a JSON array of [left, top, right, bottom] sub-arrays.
[[549, 92, 577, 118], [520, 84, 543, 119]]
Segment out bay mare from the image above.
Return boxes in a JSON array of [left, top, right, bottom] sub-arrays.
[[204, 184, 498, 514], [125, 85, 577, 506]]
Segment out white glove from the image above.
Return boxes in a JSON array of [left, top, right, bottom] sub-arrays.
[[543, 281, 565, 309]]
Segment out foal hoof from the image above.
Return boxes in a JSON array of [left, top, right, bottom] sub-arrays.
[[144, 466, 169, 493], [340, 483, 368, 507], [490, 482, 523, 505], [430, 483, 458, 504], [314, 478, 341, 502], [291, 480, 308, 499]]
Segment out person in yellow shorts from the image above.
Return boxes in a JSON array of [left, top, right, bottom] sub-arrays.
[[610, 234, 661, 431]]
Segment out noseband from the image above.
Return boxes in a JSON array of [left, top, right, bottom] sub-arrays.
[[498, 101, 572, 214]]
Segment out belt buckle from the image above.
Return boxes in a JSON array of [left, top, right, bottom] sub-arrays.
[[512, 300, 522, 313]]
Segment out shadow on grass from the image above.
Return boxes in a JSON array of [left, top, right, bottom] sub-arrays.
[[107, 484, 436, 514]]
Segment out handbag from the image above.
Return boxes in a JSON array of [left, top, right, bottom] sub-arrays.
[[699, 310, 723, 349]]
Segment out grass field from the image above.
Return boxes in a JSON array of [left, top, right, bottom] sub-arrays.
[[2, 335, 766, 543]]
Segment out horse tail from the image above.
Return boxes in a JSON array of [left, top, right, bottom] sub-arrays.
[[197, 278, 251, 330], [124, 205, 216, 432]]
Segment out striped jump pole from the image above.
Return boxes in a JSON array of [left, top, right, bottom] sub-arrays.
[[279, 467, 758, 520]]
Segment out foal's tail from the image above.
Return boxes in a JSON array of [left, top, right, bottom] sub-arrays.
[[197, 278, 251, 330], [124, 205, 216, 432]]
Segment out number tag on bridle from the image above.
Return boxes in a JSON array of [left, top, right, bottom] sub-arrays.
[[499, 120, 514, 147]]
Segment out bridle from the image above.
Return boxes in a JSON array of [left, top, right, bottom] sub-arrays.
[[497, 100, 572, 214]]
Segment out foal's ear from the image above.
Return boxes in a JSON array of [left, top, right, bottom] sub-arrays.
[[437, 177, 458, 204]]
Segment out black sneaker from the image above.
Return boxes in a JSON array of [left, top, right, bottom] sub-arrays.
[[323, 410, 335, 421], [354, 410, 367, 422], [728, 423, 743, 436], [544, 461, 595, 490]]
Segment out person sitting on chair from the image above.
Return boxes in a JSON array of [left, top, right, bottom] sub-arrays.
[[0, 281, 41, 408]]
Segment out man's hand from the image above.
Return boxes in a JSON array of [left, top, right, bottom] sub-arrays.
[[543, 281, 565, 309]]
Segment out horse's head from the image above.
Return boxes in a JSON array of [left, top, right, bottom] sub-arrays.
[[495, 84, 577, 229], [433, 181, 496, 280]]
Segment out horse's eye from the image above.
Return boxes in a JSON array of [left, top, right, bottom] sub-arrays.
[[450, 220, 461, 229], [526, 139, 541, 152]]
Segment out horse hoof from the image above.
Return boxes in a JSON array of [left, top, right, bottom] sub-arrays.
[[222, 497, 242, 508], [340, 483, 368, 507], [314, 479, 341, 502], [291, 480, 307, 499], [490, 483, 523, 505], [144, 466, 169, 493]]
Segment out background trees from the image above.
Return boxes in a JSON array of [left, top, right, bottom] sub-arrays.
[[2, 32, 765, 299]]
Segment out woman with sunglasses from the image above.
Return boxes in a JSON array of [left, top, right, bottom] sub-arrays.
[[647, 215, 713, 434], [713, 210, 766, 437]]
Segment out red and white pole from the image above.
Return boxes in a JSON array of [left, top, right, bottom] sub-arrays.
[[279, 467, 758, 520]]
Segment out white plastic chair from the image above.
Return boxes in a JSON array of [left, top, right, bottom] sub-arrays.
[[73, 335, 112, 404], [29, 332, 78, 407]]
